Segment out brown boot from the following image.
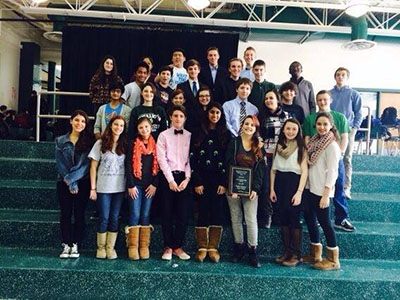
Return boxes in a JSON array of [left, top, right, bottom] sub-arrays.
[[282, 228, 302, 267], [208, 226, 223, 263], [139, 225, 153, 260], [195, 227, 208, 262], [275, 226, 292, 264], [314, 247, 340, 270], [96, 232, 107, 259], [106, 232, 118, 259], [302, 243, 323, 263], [125, 226, 140, 260]]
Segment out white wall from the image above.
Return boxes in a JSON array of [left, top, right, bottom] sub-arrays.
[[0, 24, 22, 110], [238, 39, 400, 92]]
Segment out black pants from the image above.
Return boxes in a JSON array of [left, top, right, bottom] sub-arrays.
[[57, 179, 90, 246], [258, 156, 274, 222], [275, 171, 302, 229], [197, 172, 224, 227], [161, 172, 190, 249], [303, 190, 337, 248]]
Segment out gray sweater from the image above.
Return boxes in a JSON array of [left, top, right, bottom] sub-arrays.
[[94, 103, 132, 135]]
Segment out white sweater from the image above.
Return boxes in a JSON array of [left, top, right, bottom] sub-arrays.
[[307, 142, 340, 197]]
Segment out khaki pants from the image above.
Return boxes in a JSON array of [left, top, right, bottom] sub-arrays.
[[344, 127, 356, 191]]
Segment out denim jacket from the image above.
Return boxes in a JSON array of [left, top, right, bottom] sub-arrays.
[[55, 133, 91, 192]]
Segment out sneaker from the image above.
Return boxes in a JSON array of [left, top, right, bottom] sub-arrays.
[[69, 243, 80, 258], [173, 248, 191, 260], [344, 188, 352, 199], [334, 219, 356, 232], [59, 243, 70, 258], [162, 247, 173, 261]]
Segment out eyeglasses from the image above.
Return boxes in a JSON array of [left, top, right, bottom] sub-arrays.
[[199, 95, 211, 98]]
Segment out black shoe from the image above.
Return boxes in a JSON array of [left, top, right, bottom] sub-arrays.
[[232, 243, 245, 263], [334, 219, 356, 232], [248, 246, 261, 268]]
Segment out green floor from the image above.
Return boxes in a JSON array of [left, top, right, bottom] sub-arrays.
[[1, 140, 400, 299]]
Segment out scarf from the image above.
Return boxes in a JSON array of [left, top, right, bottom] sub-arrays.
[[307, 131, 335, 166], [276, 140, 297, 159], [132, 135, 158, 180]]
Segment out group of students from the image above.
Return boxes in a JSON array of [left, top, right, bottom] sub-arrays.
[[55, 45, 363, 271]]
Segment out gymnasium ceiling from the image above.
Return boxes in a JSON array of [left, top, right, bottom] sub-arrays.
[[3, 0, 400, 42]]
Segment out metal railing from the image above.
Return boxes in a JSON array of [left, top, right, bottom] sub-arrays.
[[356, 106, 372, 155], [36, 91, 94, 142]]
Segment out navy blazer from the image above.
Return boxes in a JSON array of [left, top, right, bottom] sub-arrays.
[[199, 65, 229, 95], [177, 80, 203, 109]]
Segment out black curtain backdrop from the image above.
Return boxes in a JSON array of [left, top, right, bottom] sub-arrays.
[[60, 26, 239, 115]]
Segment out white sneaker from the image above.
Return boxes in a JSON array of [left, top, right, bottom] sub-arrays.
[[60, 243, 70, 258], [344, 188, 352, 199], [69, 243, 80, 258]]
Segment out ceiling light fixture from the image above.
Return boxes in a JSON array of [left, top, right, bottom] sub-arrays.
[[345, 0, 369, 18], [187, 0, 210, 11], [31, 0, 48, 4]]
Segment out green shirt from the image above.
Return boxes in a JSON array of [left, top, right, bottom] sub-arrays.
[[303, 110, 349, 138], [248, 79, 276, 110]]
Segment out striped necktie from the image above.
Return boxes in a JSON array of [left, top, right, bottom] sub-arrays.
[[239, 101, 246, 132]]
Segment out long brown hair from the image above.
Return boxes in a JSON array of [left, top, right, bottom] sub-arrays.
[[240, 115, 263, 160], [277, 118, 305, 165], [101, 115, 127, 155], [315, 112, 339, 140], [69, 110, 94, 153]]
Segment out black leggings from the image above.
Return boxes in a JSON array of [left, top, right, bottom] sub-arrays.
[[303, 190, 337, 248], [57, 179, 90, 246], [274, 171, 302, 229], [197, 172, 224, 227]]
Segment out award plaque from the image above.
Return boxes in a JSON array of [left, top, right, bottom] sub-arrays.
[[228, 166, 252, 197]]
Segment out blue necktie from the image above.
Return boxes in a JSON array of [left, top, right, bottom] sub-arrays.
[[192, 81, 198, 96]]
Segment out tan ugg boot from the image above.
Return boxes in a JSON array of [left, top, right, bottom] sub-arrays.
[[208, 226, 223, 263], [313, 246, 340, 271], [106, 231, 118, 259], [302, 243, 323, 263], [195, 227, 208, 262], [139, 225, 153, 260], [125, 226, 140, 260], [282, 228, 302, 267], [275, 226, 292, 264], [96, 232, 107, 259]]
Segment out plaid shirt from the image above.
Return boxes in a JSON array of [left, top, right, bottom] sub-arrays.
[[89, 73, 124, 105], [259, 106, 289, 156]]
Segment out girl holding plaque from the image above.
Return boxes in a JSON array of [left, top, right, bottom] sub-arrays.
[[270, 119, 308, 266], [191, 102, 230, 263], [225, 115, 266, 268], [303, 112, 341, 270]]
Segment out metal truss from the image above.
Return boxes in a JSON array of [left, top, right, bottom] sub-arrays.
[[4, 0, 400, 37]]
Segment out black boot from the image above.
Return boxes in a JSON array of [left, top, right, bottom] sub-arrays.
[[248, 246, 261, 268], [232, 243, 245, 263]]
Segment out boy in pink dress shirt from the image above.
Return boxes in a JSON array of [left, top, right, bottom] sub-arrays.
[[157, 105, 192, 261]]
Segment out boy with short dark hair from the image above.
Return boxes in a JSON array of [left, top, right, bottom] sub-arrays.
[[123, 61, 149, 109], [199, 47, 229, 94], [94, 81, 132, 139], [279, 81, 305, 124], [177, 59, 202, 108], [223, 78, 258, 137], [289, 61, 316, 117], [168, 48, 188, 90], [216, 58, 243, 105], [157, 104, 192, 261], [248, 59, 276, 110], [155, 65, 174, 110]]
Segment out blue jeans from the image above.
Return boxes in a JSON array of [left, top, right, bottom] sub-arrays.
[[128, 186, 154, 226], [333, 159, 349, 223], [97, 192, 124, 233]]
